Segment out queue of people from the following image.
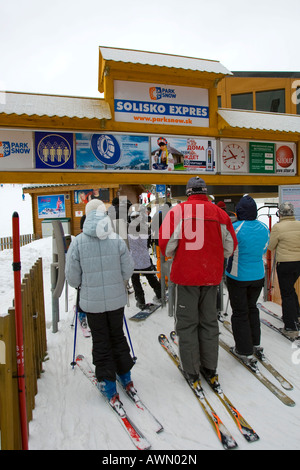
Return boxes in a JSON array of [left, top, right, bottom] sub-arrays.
[[65, 179, 300, 405]]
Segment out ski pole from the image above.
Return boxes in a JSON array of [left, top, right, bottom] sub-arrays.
[[124, 315, 137, 362], [71, 306, 78, 368], [71, 289, 79, 368]]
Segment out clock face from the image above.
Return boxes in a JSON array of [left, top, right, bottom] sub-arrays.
[[222, 143, 246, 170]]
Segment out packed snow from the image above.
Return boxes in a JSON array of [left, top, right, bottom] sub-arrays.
[[1, 185, 300, 451]]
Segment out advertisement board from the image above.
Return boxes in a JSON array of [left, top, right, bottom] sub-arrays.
[[279, 185, 300, 220], [0, 129, 297, 178], [0, 130, 34, 169], [74, 188, 110, 203], [275, 142, 297, 174], [37, 195, 66, 219], [220, 139, 297, 175], [76, 133, 149, 170], [150, 136, 216, 172], [249, 142, 275, 173], [114, 81, 209, 127]]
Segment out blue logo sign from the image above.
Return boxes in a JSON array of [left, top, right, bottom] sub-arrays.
[[156, 184, 166, 193], [0, 141, 10, 157], [90, 134, 121, 165], [35, 132, 74, 169]]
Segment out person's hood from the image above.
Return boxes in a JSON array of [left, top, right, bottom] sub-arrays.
[[83, 210, 114, 239], [236, 195, 257, 221]]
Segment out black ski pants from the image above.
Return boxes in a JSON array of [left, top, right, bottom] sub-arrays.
[[131, 265, 161, 305], [276, 261, 300, 330], [226, 276, 264, 355], [86, 307, 134, 382]]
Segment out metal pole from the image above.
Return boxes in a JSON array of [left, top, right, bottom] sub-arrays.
[[12, 212, 28, 450]]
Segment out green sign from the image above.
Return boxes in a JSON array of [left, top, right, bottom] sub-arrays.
[[249, 142, 275, 173]]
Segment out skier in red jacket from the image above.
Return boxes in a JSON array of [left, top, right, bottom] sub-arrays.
[[159, 176, 237, 386]]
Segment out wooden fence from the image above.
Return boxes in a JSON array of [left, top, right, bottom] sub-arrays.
[[0, 234, 35, 251], [0, 257, 47, 450]]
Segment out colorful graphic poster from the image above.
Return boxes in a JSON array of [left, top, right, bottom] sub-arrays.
[[150, 136, 216, 172], [75, 133, 149, 170], [275, 142, 297, 174], [0, 130, 34, 169], [249, 142, 275, 173], [35, 132, 74, 169], [74, 188, 110, 203], [114, 81, 209, 127], [37, 195, 66, 219]]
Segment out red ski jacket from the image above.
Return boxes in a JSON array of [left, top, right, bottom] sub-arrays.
[[159, 195, 237, 286]]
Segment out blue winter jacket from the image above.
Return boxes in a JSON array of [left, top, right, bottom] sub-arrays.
[[226, 196, 270, 281], [65, 209, 134, 313]]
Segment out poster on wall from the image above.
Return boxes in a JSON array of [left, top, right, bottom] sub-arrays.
[[220, 139, 297, 175], [150, 136, 216, 172], [249, 142, 275, 173], [114, 80, 209, 127], [37, 195, 66, 219], [35, 132, 74, 169], [220, 140, 248, 173], [0, 130, 34, 169], [75, 133, 149, 170], [275, 142, 297, 174], [279, 185, 300, 220], [74, 188, 110, 203]]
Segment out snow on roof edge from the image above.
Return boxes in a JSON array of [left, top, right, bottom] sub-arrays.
[[218, 108, 300, 134], [99, 46, 232, 76]]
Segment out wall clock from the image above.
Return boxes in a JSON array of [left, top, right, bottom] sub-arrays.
[[222, 143, 246, 170]]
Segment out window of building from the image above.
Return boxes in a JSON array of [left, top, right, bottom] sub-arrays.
[[217, 96, 222, 108], [231, 92, 253, 110], [255, 89, 285, 113]]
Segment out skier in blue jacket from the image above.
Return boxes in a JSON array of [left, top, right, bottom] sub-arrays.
[[226, 195, 270, 364]]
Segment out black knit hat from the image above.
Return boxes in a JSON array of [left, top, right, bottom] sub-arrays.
[[236, 195, 257, 221], [186, 176, 207, 196]]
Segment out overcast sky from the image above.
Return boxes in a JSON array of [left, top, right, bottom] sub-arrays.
[[1, 0, 299, 98]]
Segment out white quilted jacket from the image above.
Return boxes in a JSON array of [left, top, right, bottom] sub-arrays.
[[65, 209, 134, 313]]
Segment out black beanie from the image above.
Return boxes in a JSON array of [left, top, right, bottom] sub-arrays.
[[236, 195, 257, 221]]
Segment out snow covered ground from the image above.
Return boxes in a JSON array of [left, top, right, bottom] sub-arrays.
[[1, 185, 299, 452]]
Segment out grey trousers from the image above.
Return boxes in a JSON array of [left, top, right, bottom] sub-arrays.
[[174, 285, 219, 376]]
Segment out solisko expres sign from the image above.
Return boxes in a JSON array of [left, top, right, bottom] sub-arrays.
[[114, 80, 210, 127]]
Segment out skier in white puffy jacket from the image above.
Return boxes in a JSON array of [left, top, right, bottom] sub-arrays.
[[65, 199, 135, 403]]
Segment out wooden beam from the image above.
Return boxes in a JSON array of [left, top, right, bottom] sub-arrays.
[[1, 170, 299, 186]]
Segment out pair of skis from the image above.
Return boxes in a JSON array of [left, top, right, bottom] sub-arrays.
[[222, 320, 294, 392], [257, 303, 300, 346], [75, 354, 163, 451], [159, 332, 259, 450]]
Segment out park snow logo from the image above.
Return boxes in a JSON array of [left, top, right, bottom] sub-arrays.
[[149, 87, 177, 100], [0, 141, 10, 157], [0, 140, 31, 157]]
